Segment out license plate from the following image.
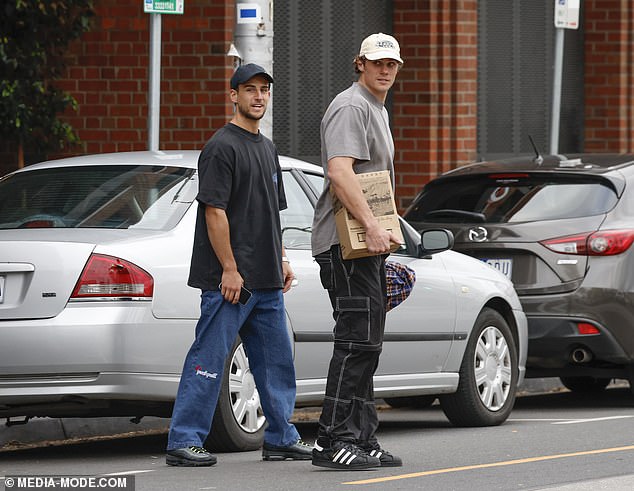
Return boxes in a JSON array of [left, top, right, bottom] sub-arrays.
[[482, 258, 513, 279], [0, 275, 4, 303]]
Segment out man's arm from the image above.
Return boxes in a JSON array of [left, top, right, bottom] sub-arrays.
[[328, 157, 402, 254], [205, 205, 243, 304]]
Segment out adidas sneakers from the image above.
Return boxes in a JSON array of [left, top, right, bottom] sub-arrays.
[[311, 441, 381, 470], [367, 446, 403, 467]]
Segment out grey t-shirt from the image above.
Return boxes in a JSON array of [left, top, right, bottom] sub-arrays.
[[311, 82, 395, 256]]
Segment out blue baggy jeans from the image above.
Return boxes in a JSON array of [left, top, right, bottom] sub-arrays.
[[166, 288, 300, 450]]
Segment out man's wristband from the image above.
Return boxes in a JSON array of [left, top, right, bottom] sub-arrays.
[[282, 256, 290, 263]]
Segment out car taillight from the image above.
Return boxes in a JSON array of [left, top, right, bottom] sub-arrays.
[[540, 230, 634, 256], [577, 322, 600, 335], [71, 254, 154, 299]]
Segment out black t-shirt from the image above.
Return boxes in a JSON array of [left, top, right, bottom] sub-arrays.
[[187, 123, 287, 291]]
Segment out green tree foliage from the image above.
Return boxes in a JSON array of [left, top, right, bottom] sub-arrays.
[[0, 0, 95, 164]]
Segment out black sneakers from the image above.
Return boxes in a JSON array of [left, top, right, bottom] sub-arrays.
[[262, 440, 314, 461], [166, 446, 217, 467], [367, 446, 403, 467], [311, 441, 381, 470]]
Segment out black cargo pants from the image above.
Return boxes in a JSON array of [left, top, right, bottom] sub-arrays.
[[314, 245, 387, 449]]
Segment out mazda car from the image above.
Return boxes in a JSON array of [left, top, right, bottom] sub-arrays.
[[404, 153, 634, 394]]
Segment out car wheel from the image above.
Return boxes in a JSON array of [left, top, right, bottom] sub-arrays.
[[559, 376, 611, 393], [205, 338, 266, 452], [440, 307, 518, 427], [383, 396, 436, 409]]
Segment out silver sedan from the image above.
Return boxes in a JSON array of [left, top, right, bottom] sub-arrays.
[[0, 151, 527, 451]]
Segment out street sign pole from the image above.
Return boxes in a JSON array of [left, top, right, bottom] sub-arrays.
[[550, 0, 580, 155], [148, 13, 161, 152], [550, 27, 564, 155], [143, 1, 184, 151]]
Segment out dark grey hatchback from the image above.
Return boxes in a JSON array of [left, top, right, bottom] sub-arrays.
[[404, 153, 634, 393]]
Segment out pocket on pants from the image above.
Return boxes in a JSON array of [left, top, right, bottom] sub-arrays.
[[334, 296, 370, 342], [315, 252, 334, 291]]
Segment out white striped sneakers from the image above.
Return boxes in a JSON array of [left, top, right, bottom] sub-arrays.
[[311, 441, 381, 470]]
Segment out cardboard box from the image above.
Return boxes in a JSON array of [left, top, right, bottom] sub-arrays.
[[332, 170, 403, 259]]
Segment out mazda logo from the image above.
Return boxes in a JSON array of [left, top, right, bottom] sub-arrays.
[[468, 227, 488, 242]]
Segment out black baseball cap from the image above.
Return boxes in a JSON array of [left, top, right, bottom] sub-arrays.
[[230, 63, 274, 89]]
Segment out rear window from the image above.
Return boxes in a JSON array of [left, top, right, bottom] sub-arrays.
[[405, 174, 619, 224], [0, 165, 197, 230]]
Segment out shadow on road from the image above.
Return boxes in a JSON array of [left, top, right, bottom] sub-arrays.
[[514, 386, 634, 410]]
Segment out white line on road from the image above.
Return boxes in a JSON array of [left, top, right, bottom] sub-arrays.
[[509, 418, 571, 422], [552, 415, 634, 425], [101, 470, 155, 476]]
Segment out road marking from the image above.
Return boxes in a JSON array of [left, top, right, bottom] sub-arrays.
[[102, 470, 155, 476], [342, 444, 634, 485], [509, 418, 571, 422], [553, 415, 634, 425]]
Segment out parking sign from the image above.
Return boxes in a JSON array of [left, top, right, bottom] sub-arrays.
[[554, 0, 580, 29]]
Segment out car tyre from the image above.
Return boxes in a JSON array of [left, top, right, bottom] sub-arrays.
[[440, 307, 518, 427], [559, 376, 611, 393], [205, 337, 266, 452]]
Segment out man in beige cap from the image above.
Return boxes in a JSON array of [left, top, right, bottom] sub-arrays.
[[311, 33, 404, 470]]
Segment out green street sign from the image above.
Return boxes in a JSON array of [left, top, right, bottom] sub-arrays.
[[144, 0, 184, 15]]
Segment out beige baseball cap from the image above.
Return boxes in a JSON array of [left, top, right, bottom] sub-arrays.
[[359, 33, 403, 64]]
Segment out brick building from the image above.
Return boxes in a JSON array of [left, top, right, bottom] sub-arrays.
[[1, 0, 633, 211]]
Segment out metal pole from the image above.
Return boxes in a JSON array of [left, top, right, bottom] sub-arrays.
[[148, 13, 162, 151], [549, 27, 564, 155], [233, 0, 274, 139]]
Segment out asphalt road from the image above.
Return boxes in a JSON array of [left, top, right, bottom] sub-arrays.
[[2, 386, 634, 491]]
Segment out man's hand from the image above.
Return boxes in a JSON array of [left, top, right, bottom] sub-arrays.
[[219, 270, 244, 304], [282, 261, 294, 293], [365, 222, 402, 254]]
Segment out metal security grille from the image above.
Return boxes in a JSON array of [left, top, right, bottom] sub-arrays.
[[273, 1, 392, 164], [478, 0, 584, 159]]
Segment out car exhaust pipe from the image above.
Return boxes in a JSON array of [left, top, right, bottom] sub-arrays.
[[571, 347, 593, 363]]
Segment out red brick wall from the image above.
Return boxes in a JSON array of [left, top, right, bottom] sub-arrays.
[[65, 0, 235, 155], [3, 1, 634, 189], [392, 0, 479, 211], [0, 0, 234, 175], [584, 0, 634, 152]]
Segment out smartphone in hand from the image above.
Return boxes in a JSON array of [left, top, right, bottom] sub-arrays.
[[219, 283, 252, 305], [237, 286, 252, 305]]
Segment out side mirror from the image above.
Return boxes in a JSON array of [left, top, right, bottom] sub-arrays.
[[417, 229, 454, 258]]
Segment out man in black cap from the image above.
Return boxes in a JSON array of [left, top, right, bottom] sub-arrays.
[[166, 63, 312, 466]]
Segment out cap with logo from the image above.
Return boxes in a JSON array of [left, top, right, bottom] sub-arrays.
[[358, 33, 403, 64], [230, 63, 274, 89]]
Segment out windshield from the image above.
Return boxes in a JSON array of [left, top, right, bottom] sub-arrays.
[[405, 175, 619, 224], [0, 165, 197, 230]]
